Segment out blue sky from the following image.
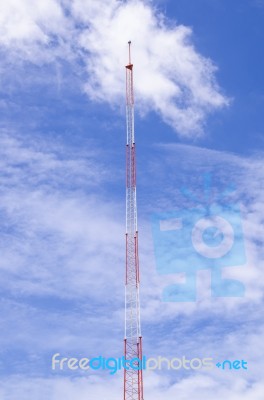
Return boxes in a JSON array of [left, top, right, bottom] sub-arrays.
[[0, 0, 264, 399]]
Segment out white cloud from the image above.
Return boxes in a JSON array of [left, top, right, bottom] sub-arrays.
[[76, 0, 229, 135], [1, 371, 264, 400], [0, 132, 123, 302], [0, 0, 72, 63], [0, 0, 228, 136]]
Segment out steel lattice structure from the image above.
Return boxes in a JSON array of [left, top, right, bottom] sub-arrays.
[[124, 41, 144, 400]]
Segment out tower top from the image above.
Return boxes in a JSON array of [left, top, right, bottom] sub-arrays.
[[126, 41, 133, 70]]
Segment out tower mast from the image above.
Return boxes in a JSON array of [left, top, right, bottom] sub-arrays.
[[124, 41, 144, 400]]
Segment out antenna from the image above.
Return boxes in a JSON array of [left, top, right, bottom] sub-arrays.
[[128, 40, 131, 64], [124, 41, 144, 400]]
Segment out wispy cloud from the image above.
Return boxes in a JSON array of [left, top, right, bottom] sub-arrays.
[[0, 132, 123, 300]]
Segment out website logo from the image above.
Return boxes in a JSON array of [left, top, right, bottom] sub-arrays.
[[51, 354, 248, 375]]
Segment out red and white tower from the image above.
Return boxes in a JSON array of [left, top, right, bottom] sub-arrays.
[[124, 41, 144, 400]]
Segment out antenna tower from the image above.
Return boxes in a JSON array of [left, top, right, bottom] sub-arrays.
[[124, 41, 144, 400]]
